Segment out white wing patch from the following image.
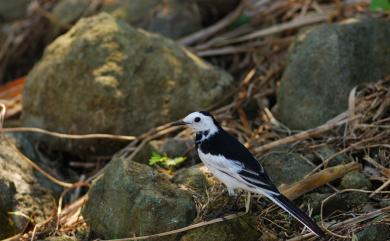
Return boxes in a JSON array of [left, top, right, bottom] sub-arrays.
[[197, 149, 277, 195]]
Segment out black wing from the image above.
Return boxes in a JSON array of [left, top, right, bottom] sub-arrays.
[[199, 129, 279, 194]]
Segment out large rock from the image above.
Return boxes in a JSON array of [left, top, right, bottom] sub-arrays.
[[258, 147, 314, 186], [50, 0, 202, 40], [172, 165, 210, 192], [102, 0, 202, 39], [49, 0, 239, 41], [0, 138, 55, 239], [22, 13, 233, 156], [356, 224, 390, 241], [0, 0, 30, 21], [340, 171, 372, 190], [277, 18, 390, 129], [82, 155, 196, 239]]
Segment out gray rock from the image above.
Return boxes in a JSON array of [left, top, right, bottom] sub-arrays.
[[259, 149, 314, 186], [0, 0, 30, 21], [22, 13, 233, 156], [51, 0, 202, 39], [0, 138, 55, 239], [82, 154, 196, 239], [340, 171, 372, 190], [125, 1, 202, 39], [356, 224, 390, 241], [180, 216, 259, 241], [304, 191, 369, 216], [303, 192, 329, 215], [277, 18, 390, 129], [314, 146, 349, 167], [47, 0, 90, 40], [172, 165, 210, 192]]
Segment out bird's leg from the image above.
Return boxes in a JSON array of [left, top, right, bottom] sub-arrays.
[[227, 187, 235, 196], [245, 191, 251, 213]]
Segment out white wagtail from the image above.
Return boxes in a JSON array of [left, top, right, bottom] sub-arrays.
[[173, 111, 325, 238]]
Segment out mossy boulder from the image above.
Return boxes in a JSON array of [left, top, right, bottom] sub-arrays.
[[102, 0, 202, 39], [50, 0, 239, 40], [0, 138, 55, 239], [172, 165, 210, 192], [340, 171, 372, 190], [0, 0, 31, 21], [278, 18, 390, 129], [304, 191, 369, 216], [82, 154, 196, 240], [356, 224, 390, 241], [50, 0, 202, 40], [180, 216, 259, 241], [258, 148, 313, 186], [22, 13, 233, 156]]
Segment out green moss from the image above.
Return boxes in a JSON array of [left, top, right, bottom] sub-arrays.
[[22, 13, 232, 157], [82, 156, 196, 240], [181, 216, 259, 241]]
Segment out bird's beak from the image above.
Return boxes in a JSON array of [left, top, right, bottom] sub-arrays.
[[171, 120, 187, 126]]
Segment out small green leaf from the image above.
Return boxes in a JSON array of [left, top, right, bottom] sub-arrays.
[[164, 156, 187, 167], [369, 0, 390, 11], [148, 152, 187, 169], [148, 152, 162, 166], [231, 14, 252, 28]]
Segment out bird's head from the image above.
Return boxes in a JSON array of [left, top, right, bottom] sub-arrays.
[[173, 111, 220, 133]]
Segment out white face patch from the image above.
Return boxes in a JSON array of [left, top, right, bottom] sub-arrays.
[[182, 112, 219, 134]]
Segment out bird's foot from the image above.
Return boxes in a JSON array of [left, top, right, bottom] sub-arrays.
[[245, 192, 252, 214]]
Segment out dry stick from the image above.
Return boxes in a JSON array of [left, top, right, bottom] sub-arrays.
[[320, 189, 390, 239], [87, 125, 180, 182], [232, 13, 326, 43], [0, 106, 134, 189], [178, 2, 245, 46], [7, 143, 74, 188], [369, 179, 390, 198], [308, 131, 390, 175], [2, 127, 136, 141], [96, 213, 246, 241], [199, 13, 327, 49], [0, 104, 75, 188], [280, 162, 361, 200], [363, 155, 390, 178], [253, 115, 359, 154], [287, 206, 390, 241], [0, 103, 5, 129], [2, 234, 21, 241]]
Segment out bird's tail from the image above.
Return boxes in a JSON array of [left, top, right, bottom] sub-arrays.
[[267, 193, 325, 237]]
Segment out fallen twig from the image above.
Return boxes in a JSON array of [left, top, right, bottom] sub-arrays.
[[287, 206, 390, 241], [96, 212, 246, 241], [254, 114, 360, 154], [281, 162, 361, 200], [196, 13, 327, 50], [178, 1, 245, 46], [2, 127, 136, 141]]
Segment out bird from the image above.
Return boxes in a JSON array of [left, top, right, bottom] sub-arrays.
[[172, 111, 325, 238]]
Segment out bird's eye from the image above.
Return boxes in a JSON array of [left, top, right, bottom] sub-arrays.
[[194, 117, 201, 122]]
